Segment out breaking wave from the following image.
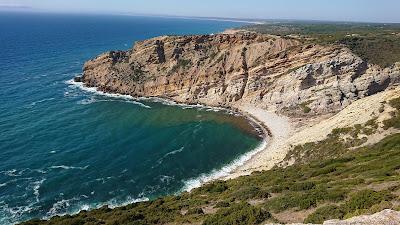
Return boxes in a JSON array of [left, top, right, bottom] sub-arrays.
[[181, 139, 268, 192]]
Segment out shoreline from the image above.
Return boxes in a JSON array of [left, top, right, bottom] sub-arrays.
[[68, 78, 288, 186], [225, 103, 292, 179]]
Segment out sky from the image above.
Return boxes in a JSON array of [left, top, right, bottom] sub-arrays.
[[1, 0, 399, 23]]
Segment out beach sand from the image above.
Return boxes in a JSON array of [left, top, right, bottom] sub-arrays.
[[224, 103, 293, 179]]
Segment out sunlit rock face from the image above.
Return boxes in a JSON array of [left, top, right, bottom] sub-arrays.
[[82, 33, 400, 114]]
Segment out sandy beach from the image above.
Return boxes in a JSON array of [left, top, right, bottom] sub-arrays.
[[223, 103, 293, 179]]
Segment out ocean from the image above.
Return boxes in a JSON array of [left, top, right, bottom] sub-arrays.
[[0, 12, 262, 224]]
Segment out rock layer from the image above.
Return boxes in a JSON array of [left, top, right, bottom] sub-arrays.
[[82, 33, 400, 115]]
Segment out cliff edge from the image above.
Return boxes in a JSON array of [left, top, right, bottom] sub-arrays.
[[82, 33, 399, 115]]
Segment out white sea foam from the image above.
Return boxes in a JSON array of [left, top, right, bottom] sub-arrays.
[[164, 147, 184, 157], [45, 195, 149, 219], [65, 79, 151, 109], [95, 176, 113, 184], [65, 78, 236, 114], [78, 97, 97, 105], [181, 139, 268, 192], [32, 178, 46, 202], [50, 165, 89, 170], [27, 98, 55, 108], [106, 196, 149, 209], [159, 175, 174, 184], [1, 202, 38, 225], [46, 198, 76, 217], [34, 169, 47, 174], [1, 169, 23, 177], [153, 147, 185, 168], [141, 96, 227, 112]]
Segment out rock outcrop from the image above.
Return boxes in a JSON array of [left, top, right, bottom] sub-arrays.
[[82, 33, 399, 115], [267, 209, 400, 225]]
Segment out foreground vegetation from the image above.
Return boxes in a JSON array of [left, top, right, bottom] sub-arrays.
[[243, 22, 400, 67], [23, 97, 400, 225]]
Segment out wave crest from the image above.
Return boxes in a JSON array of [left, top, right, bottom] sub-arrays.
[[181, 139, 268, 192]]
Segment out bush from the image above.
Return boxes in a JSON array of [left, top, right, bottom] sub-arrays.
[[187, 207, 204, 215], [302, 105, 311, 113], [289, 181, 315, 191], [198, 181, 228, 194], [266, 187, 346, 212], [232, 186, 270, 200], [383, 97, 400, 129], [344, 190, 394, 213], [215, 201, 230, 208], [265, 193, 300, 212], [311, 165, 337, 177], [298, 196, 317, 210], [305, 205, 345, 224], [389, 97, 400, 110], [383, 114, 400, 129], [203, 202, 271, 225]]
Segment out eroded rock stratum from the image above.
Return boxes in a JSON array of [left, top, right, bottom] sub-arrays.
[[82, 33, 399, 115]]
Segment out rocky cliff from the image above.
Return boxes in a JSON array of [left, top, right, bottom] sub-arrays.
[[82, 32, 400, 115]]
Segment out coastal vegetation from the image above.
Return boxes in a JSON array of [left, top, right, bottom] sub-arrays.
[[243, 23, 400, 67], [23, 99, 400, 224]]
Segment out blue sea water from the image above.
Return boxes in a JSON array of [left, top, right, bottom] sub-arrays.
[[0, 12, 262, 224]]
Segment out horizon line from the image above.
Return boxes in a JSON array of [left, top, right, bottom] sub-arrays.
[[1, 6, 400, 25]]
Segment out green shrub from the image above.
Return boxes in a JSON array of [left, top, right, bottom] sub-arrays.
[[311, 165, 337, 177], [168, 59, 192, 74], [289, 181, 315, 191], [383, 114, 400, 129], [383, 97, 400, 129], [187, 207, 204, 215], [265, 193, 300, 212], [302, 105, 311, 113], [344, 189, 394, 213], [388, 97, 400, 110], [269, 185, 286, 193], [266, 187, 346, 212], [298, 195, 317, 210], [232, 186, 270, 200], [321, 188, 347, 202], [305, 205, 345, 224], [198, 181, 228, 194], [215, 201, 230, 208], [203, 202, 271, 225]]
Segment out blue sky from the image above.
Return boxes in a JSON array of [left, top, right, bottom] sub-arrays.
[[1, 0, 399, 23]]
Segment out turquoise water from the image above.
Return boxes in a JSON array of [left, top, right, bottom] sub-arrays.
[[0, 12, 261, 224]]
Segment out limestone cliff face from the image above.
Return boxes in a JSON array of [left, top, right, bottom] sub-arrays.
[[82, 33, 400, 114]]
